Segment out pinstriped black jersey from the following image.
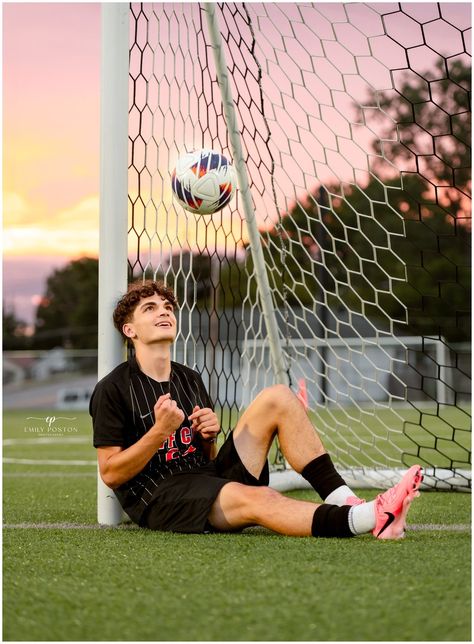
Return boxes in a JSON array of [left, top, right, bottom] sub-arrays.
[[90, 356, 213, 523]]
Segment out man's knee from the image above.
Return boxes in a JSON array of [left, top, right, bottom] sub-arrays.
[[209, 482, 278, 530], [242, 485, 283, 522], [258, 384, 296, 413], [224, 482, 278, 508]]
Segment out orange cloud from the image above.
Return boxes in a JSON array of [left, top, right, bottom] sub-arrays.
[[3, 3, 100, 261], [4, 192, 99, 257]]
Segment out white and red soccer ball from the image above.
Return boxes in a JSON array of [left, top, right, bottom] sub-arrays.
[[171, 149, 237, 215]]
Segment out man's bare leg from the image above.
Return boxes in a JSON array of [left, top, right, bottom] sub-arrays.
[[210, 387, 423, 539], [231, 384, 359, 506], [232, 384, 326, 478], [207, 466, 424, 540], [207, 481, 319, 536]]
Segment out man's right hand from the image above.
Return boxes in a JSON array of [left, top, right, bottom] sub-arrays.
[[150, 393, 185, 439], [98, 393, 185, 490]]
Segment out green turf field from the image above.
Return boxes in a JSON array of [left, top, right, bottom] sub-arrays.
[[3, 408, 471, 641]]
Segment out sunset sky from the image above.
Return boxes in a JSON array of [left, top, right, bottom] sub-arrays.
[[4, 3, 101, 324]]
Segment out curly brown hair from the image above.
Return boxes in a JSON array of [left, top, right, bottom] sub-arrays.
[[113, 279, 178, 344]]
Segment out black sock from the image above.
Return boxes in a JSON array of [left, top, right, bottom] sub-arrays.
[[301, 453, 346, 499], [311, 504, 353, 538]]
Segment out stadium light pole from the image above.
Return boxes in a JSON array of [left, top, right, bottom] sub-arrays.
[[97, 3, 129, 525], [205, 4, 289, 387]]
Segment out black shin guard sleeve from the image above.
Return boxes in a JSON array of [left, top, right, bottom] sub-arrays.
[[301, 453, 346, 499], [311, 504, 353, 538]]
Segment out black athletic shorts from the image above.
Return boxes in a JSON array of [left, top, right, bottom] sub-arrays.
[[140, 431, 269, 533]]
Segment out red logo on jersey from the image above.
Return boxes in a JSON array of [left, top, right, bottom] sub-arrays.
[[160, 426, 197, 461], [180, 426, 197, 457], [164, 432, 179, 461], [181, 427, 193, 444]]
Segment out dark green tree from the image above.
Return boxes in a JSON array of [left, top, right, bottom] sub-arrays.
[[3, 305, 29, 350], [257, 56, 471, 342], [33, 257, 99, 349], [352, 56, 470, 341], [376, 57, 471, 194]]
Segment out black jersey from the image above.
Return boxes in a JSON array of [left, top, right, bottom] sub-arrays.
[[90, 355, 213, 523]]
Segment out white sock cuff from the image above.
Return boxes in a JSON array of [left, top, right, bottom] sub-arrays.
[[348, 501, 376, 535], [324, 485, 356, 506]]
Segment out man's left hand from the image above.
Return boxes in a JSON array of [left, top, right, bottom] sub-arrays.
[[188, 406, 221, 442]]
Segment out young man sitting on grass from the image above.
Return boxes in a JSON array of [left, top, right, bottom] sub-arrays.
[[90, 280, 423, 539]]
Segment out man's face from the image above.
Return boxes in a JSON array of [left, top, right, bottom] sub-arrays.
[[124, 295, 177, 346]]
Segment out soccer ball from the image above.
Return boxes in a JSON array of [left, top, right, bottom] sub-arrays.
[[171, 149, 237, 215]]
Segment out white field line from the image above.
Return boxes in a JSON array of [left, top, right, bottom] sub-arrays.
[[2, 522, 471, 532], [3, 436, 95, 466], [3, 437, 90, 446], [3, 458, 96, 465], [409, 524, 471, 532], [3, 522, 138, 530], [3, 472, 96, 477]]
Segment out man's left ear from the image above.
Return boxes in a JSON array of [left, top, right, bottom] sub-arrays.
[[122, 323, 137, 339]]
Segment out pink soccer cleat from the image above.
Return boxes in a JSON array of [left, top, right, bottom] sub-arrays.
[[373, 465, 423, 540]]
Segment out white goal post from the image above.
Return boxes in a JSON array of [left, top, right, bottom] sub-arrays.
[[98, 3, 129, 525], [98, 3, 471, 524]]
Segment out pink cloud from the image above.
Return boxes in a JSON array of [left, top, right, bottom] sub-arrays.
[[4, 3, 101, 210]]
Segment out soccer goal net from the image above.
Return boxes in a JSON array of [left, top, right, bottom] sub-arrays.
[[101, 2, 471, 522]]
